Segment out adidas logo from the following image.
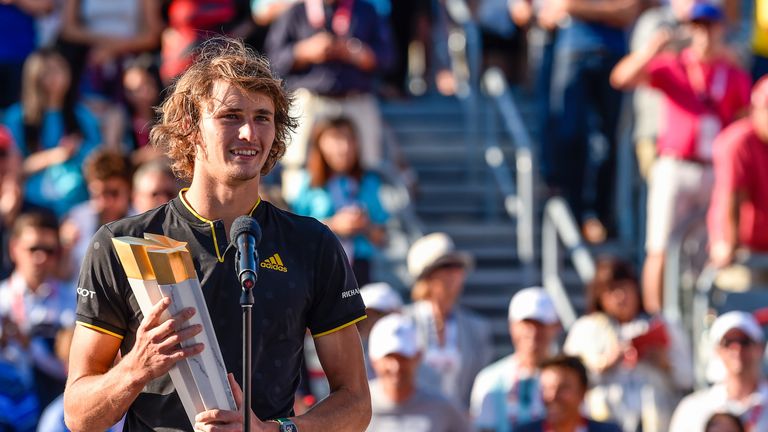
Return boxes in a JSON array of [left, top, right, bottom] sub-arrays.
[[260, 253, 288, 272]]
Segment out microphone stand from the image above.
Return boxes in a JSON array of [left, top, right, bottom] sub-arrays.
[[240, 271, 257, 432]]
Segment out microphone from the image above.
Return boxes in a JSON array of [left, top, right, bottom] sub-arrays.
[[230, 216, 262, 291]]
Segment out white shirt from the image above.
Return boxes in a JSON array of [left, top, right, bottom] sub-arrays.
[[669, 381, 768, 432]]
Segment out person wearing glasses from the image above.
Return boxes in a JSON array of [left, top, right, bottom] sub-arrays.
[[669, 311, 768, 432], [0, 210, 75, 410]]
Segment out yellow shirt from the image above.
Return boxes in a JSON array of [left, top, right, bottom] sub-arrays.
[[756, 0, 768, 56]]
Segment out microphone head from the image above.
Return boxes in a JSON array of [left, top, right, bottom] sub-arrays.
[[230, 215, 262, 246]]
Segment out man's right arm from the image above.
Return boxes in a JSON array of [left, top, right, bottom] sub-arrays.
[[64, 298, 203, 432]]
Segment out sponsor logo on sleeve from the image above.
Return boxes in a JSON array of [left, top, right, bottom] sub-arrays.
[[77, 287, 96, 299], [341, 288, 360, 299]]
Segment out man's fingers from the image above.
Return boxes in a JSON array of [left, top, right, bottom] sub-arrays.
[[228, 373, 244, 410], [147, 307, 196, 341], [141, 297, 172, 329], [157, 324, 203, 350]]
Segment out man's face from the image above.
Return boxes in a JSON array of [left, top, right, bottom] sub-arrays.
[[132, 171, 178, 214], [716, 329, 764, 377], [424, 266, 466, 314], [89, 177, 131, 224], [195, 81, 276, 186], [10, 227, 60, 285], [511, 319, 558, 361], [539, 366, 585, 426], [371, 353, 420, 391]]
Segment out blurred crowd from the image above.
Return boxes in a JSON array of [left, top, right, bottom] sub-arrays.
[[0, 0, 767, 431]]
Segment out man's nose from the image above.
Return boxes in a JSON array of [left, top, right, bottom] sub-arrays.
[[239, 119, 256, 142]]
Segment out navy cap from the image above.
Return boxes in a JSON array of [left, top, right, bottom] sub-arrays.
[[689, 2, 724, 23]]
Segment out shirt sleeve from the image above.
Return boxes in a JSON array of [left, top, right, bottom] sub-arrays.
[[307, 225, 366, 337], [646, 54, 677, 93], [74, 224, 131, 339]]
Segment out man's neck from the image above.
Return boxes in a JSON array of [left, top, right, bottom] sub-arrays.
[[726, 375, 761, 402], [184, 177, 261, 234], [17, 273, 43, 294], [513, 352, 539, 373], [381, 382, 415, 404], [547, 415, 583, 432]]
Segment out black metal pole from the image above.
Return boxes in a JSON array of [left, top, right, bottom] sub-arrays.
[[241, 288, 254, 432]]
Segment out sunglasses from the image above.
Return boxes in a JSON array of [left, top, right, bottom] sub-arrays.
[[27, 245, 58, 256], [720, 337, 755, 349]]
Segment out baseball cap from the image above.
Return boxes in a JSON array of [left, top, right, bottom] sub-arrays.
[[752, 76, 768, 108], [709, 311, 765, 347], [508, 287, 559, 324], [688, 2, 724, 23], [368, 314, 420, 360], [360, 282, 403, 312], [407, 232, 473, 281]]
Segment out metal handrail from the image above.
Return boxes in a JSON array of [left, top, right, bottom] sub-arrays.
[[482, 67, 536, 280], [662, 210, 708, 324], [444, 0, 482, 181], [542, 197, 595, 329]]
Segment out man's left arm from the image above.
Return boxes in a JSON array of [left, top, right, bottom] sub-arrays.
[[292, 325, 372, 432]]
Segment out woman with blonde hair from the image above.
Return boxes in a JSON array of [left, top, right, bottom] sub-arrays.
[[2, 48, 100, 217]]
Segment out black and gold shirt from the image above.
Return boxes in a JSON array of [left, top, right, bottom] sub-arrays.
[[75, 194, 366, 431]]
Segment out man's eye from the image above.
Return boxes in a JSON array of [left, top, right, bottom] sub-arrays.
[[223, 113, 240, 120]]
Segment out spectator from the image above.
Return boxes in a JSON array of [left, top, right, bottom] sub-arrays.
[[516, 355, 622, 432], [403, 232, 493, 408], [366, 313, 473, 432], [359, 282, 403, 378], [265, 0, 394, 201], [59, 150, 132, 281], [131, 159, 180, 214], [708, 76, 768, 267], [470, 287, 561, 432], [611, 3, 752, 313], [627, 0, 694, 180], [121, 61, 162, 165], [705, 412, 745, 432], [0, 125, 24, 279], [290, 117, 389, 286], [57, 0, 163, 150], [0, 1, 53, 110], [563, 258, 692, 432], [669, 311, 768, 431], [161, 0, 257, 85], [546, 0, 640, 244], [0, 316, 39, 432], [2, 48, 101, 218], [0, 211, 75, 410]]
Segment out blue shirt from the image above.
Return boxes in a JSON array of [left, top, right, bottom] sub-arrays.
[[290, 171, 388, 259], [266, 0, 395, 96], [3, 104, 101, 217], [556, 17, 627, 55], [0, 5, 35, 63]]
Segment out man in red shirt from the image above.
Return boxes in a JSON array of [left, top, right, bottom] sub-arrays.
[[708, 76, 768, 267], [610, 3, 751, 313]]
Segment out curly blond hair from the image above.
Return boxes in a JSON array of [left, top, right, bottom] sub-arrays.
[[150, 37, 297, 180]]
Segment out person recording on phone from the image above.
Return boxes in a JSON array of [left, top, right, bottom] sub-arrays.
[[62, 37, 371, 432]]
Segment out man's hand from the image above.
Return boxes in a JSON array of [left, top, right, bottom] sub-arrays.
[[194, 374, 278, 432], [123, 298, 205, 384], [328, 206, 370, 237], [510, 1, 534, 27]]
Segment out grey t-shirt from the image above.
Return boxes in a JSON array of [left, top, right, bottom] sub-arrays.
[[367, 380, 474, 432]]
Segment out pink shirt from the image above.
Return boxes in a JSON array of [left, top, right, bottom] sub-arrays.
[[708, 118, 768, 251], [647, 49, 751, 160]]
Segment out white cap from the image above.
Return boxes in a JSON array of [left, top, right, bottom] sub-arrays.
[[508, 287, 559, 324], [360, 282, 403, 312], [368, 314, 420, 360], [709, 311, 765, 347], [407, 232, 473, 281]]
